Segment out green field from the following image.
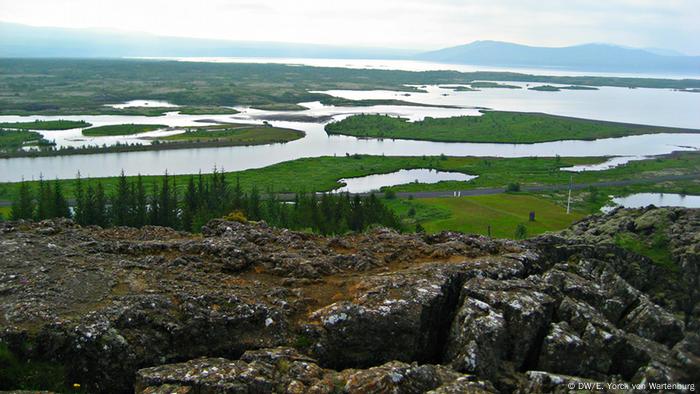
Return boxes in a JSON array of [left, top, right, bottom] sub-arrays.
[[82, 124, 168, 136], [325, 111, 700, 143], [388, 193, 584, 238], [1, 59, 699, 116], [161, 125, 304, 144], [0, 120, 92, 130]]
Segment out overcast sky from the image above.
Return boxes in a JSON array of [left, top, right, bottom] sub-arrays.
[[1, 0, 698, 54]]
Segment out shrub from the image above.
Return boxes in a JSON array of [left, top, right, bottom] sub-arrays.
[[224, 210, 247, 223]]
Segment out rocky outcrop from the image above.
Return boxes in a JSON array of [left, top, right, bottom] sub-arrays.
[[1, 207, 698, 393]]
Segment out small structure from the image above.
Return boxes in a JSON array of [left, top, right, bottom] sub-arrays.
[[529, 211, 536, 222]]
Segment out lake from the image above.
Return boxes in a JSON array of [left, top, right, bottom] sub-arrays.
[[335, 169, 477, 193], [1, 79, 699, 182], [603, 193, 700, 212]]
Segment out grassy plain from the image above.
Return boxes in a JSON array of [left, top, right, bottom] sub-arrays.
[[325, 111, 700, 143], [82, 124, 168, 136], [0, 129, 53, 151], [0, 120, 91, 130], [161, 125, 304, 143], [388, 193, 584, 238]]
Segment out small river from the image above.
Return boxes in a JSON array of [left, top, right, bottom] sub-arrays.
[[1, 79, 699, 182]]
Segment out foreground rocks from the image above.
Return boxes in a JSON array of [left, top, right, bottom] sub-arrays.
[[0, 207, 698, 393]]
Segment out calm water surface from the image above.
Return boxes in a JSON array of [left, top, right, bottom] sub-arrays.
[[335, 169, 477, 193], [1, 81, 699, 182], [603, 193, 700, 212]]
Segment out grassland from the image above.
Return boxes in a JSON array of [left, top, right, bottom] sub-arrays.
[[2, 151, 699, 203], [0, 129, 54, 151], [325, 111, 700, 143], [1, 59, 699, 116], [82, 124, 168, 136], [0, 120, 91, 130], [387, 193, 584, 238], [160, 125, 304, 144], [470, 81, 521, 89]]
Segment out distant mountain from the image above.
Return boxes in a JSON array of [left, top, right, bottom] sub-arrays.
[[416, 40, 700, 74], [0, 22, 413, 59]]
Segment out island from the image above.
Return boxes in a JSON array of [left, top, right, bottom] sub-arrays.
[[324, 111, 700, 143]]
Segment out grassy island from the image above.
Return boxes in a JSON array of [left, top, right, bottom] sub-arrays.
[[160, 124, 304, 144], [82, 124, 168, 136], [324, 111, 700, 143], [0, 129, 54, 151], [470, 81, 521, 89], [0, 120, 91, 130]]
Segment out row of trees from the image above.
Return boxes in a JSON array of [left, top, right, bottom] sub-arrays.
[[9, 170, 401, 235]]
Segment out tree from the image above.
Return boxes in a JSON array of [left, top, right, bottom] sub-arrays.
[[133, 175, 147, 227], [11, 179, 34, 220], [514, 223, 528, 240], [73, 173, 86, 225], [52, 179, 70, 218], [112, 171, 131, 226]]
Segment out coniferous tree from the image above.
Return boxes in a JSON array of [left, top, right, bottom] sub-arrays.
[[11, 179, 35, 220], [112, 171, 131, 226], [95, 182, 107, 227], [35, 176, 51, 221], [74, 173, 86, 225], [52, 179, 70, 218], [133, 175, 147, 227]]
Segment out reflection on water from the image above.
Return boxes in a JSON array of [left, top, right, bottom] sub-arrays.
[[334, 169, 477, 193], [602, 193, 700, 212], [106, 100, 180, 109]]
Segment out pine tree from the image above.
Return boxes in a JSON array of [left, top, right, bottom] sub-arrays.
[[182, 175, 197, 232], [52, 179, 70, 218], [112, 170, 131, 226], [74, 173, 85, 225], [95, 182, 107, 227], [35, 175, 51, 221], [11, 179, 35, 220], [134, 175, 147, 227]]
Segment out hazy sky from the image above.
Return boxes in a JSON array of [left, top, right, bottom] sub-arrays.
[[1, 0, 698, 54]]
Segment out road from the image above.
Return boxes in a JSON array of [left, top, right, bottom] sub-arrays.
[[0, 173, 698, 207]]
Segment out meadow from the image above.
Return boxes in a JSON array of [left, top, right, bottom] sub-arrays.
[[325, 111, 700, 143]]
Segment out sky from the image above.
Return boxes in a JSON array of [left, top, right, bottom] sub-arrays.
[[1, 0, 699, 54]]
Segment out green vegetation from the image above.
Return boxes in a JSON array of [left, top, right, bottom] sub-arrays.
[[387, 193, 584, 238], [318, 97, 457, 108], [2, 152, 700, 204], [0, 129, 54, 151], [0, 120, 91, 130], [529, 85, 562, 91], [82, 124, 168, 136], [529, 85, 598, 92], [160, 125, 304, 144], [615, 232, 675, 270], [325, 111, 700, 143], [177, 106, 240, 115], [251, 103, 309, 111], [470, 81, 521, 89], [9, 171, 400, 235], [2, 59, 698, 116], [0, 343, 66, 392]]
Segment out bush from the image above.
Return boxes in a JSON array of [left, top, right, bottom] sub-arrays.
[[506, 182, 521, 192], [224, 210, 247, 223], [407, 207, 416, 217], [384, 189, 397, 200], [514, 223, 528, 239]]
